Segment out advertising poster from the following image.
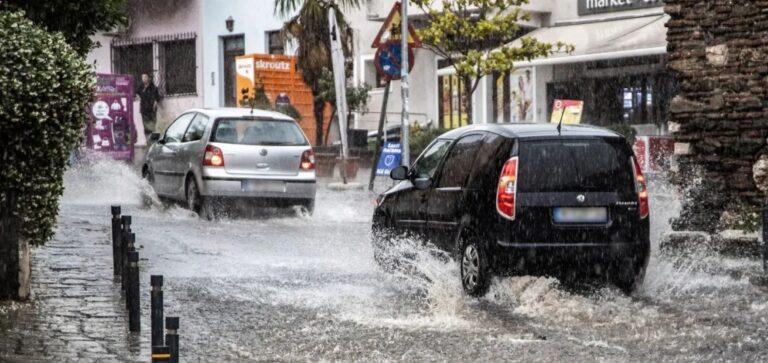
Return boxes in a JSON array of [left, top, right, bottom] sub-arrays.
[[376, 142, 403, 176], [85, 74, 136, 161], [550, 99, 584, 125], [510, 68, 534, 123], [235, 54, 322, 145]]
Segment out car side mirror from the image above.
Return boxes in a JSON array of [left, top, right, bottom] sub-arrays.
[[148, 132, 161, 144], [413, 177, 432, 190], [390, 165, 409, 180]]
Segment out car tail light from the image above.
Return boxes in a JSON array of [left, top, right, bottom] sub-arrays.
[[631, 156, 649, 219], [496, 157, 518, 220], [203, 145, 225, 167], [300, 149, 315, 170]]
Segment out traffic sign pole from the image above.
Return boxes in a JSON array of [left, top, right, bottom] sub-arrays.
[[400, 0, 410, 167]]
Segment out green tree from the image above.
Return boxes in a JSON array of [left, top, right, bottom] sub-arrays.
[[413, 0, 572, 120], [275, 0, 361, 145], [0, 0, 128, 55], [0, 11, 95, 244]]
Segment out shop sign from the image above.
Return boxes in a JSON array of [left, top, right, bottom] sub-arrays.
[[578, 0, 663, 16], [376, 142, 403, 176], [550, 99, 584, 125]]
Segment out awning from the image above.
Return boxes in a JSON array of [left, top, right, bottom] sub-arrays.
[[438, 14, 668, 72], [508, 14, 668, 66]]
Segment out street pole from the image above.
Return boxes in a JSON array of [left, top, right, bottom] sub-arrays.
[[369, 80, 392, 191], [400, 0, 410, 167], [328, 8, 350, 184]]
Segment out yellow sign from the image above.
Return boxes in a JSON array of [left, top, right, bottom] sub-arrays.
[[371, 2, 421, 48], [550, 99, 584, 125]]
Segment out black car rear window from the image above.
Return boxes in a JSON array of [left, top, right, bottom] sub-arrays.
[[518, 138, 634, 193]]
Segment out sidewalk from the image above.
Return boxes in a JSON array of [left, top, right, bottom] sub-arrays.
[[0, 213, 146, 361]]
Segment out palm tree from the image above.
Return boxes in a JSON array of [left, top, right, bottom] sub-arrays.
[[275, 0, 360, 145]]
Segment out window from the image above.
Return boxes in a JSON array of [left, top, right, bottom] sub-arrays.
[[113, 43, 153, 91], [267, 30, 284, 55], [164, 113, 196, 143], [492, 72, 511, 123], [212, 119, 308, 146], [183, 114, 209, 142], [438, 134, 484, 188], [518, 139, 634, 193], [364, 59, 387, 88], [437, 74, 470, 129], [413, 139, 451, 179], [162, 39, 196, 95]]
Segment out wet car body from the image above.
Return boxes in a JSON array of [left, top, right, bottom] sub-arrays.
[[143, 108, 316, 216], [372, 123, 650, 295]]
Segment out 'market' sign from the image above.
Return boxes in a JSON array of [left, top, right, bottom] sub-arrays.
[[578, 0, 663, 15]]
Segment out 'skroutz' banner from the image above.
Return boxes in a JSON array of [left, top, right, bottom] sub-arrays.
[[85, 74, 136, 161]]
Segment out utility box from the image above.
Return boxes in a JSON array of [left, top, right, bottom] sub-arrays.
[[235, 54, 327, 145]]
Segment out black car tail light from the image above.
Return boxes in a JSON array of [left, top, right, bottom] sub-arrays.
[[496, 157, 518, 220]]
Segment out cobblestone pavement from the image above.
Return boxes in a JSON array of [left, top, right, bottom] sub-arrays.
[[0, 215, 148, 361]]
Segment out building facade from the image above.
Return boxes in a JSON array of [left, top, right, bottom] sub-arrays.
[[86, 0, 672, 144]]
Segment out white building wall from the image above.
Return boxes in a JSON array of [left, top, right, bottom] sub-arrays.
[[201, 0, 290, 108]]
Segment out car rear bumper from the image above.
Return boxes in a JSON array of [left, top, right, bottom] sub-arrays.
[[490, 239, 649, 272], [200, 176, 316, 200]]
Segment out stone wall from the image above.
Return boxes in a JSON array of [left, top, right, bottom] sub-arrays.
[[665, 1, 768, 227]]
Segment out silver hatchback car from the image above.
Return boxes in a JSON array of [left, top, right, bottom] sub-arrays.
[[142, 108, 316, 216]]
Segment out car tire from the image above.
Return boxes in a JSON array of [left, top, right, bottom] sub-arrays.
[[140, 166, 157, 208], [611, 241, 650, 295], [459, 237, 491, 297], [300, 199, 315, 216], [186, 176, 204, 214]]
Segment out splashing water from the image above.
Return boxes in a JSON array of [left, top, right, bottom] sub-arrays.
[[62, 153, 159, 207]]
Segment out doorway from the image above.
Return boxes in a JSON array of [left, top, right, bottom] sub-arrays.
[[222, 35, 245, 107]]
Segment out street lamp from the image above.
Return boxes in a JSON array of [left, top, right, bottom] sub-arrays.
[[225, 16, 234, 32]]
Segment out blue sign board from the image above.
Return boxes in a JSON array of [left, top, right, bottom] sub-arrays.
[[376, 142, 402, 176], [374, 41, 415, 80]]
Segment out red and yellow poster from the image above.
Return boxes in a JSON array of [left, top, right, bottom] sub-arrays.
[[550, 99, 584, 125], [235, 54, 326, 145]]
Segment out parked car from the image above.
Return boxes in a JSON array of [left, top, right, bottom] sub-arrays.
[[142, 108, 316, 217], [372, 123, 650, 296]]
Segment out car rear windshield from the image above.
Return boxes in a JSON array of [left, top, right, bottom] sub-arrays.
[[518, 138, 634, 193], [211, 118, 308, 146]]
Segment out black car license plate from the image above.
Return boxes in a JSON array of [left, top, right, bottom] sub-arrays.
[[553, 207, 608, 223]]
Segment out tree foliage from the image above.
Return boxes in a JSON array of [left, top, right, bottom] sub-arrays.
[[413, 0, 573, 96], [1, 0, 128, 55], [275, 0, 361, 144], [0, 11, 95, 244]]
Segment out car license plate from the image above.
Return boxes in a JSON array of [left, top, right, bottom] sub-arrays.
[[553, 207, 608, 224], [241, 180, 286, 193]]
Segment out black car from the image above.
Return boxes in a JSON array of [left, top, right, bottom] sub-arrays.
[[372, 123, 650, 296]]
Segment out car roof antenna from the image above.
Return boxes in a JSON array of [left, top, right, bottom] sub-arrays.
[[556, 104, 565, 135]]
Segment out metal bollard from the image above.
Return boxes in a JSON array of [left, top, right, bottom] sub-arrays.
[[111, 205, 121, 276], [124, 233, 136, 309], [151, 345, 171, 362], [165, 316, 179, 363], [151, 275, 164, 348], [763, 207, 768, 273], [118, 215, 131, 279], [120, 230, 131, 291], [127, 251, 140, 332]]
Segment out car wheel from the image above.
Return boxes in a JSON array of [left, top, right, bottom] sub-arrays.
[[186, 176, 203, 214], [300, 199, 315, 216], [460, 238, 491, 297], [611, 241, 650, 295]]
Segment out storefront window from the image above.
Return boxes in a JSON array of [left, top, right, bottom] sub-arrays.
[[546, 56, 675, 130], [492, 72, 511, 123], [437, 73, 470, 129]]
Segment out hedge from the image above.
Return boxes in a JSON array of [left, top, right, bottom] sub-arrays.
[[0, 11, 94, 244]]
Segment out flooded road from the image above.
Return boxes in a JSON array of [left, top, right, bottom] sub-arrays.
[[24, 159, 768, 360]]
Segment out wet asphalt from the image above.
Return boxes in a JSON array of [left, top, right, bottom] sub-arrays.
[[1, 160, 767, 361]]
